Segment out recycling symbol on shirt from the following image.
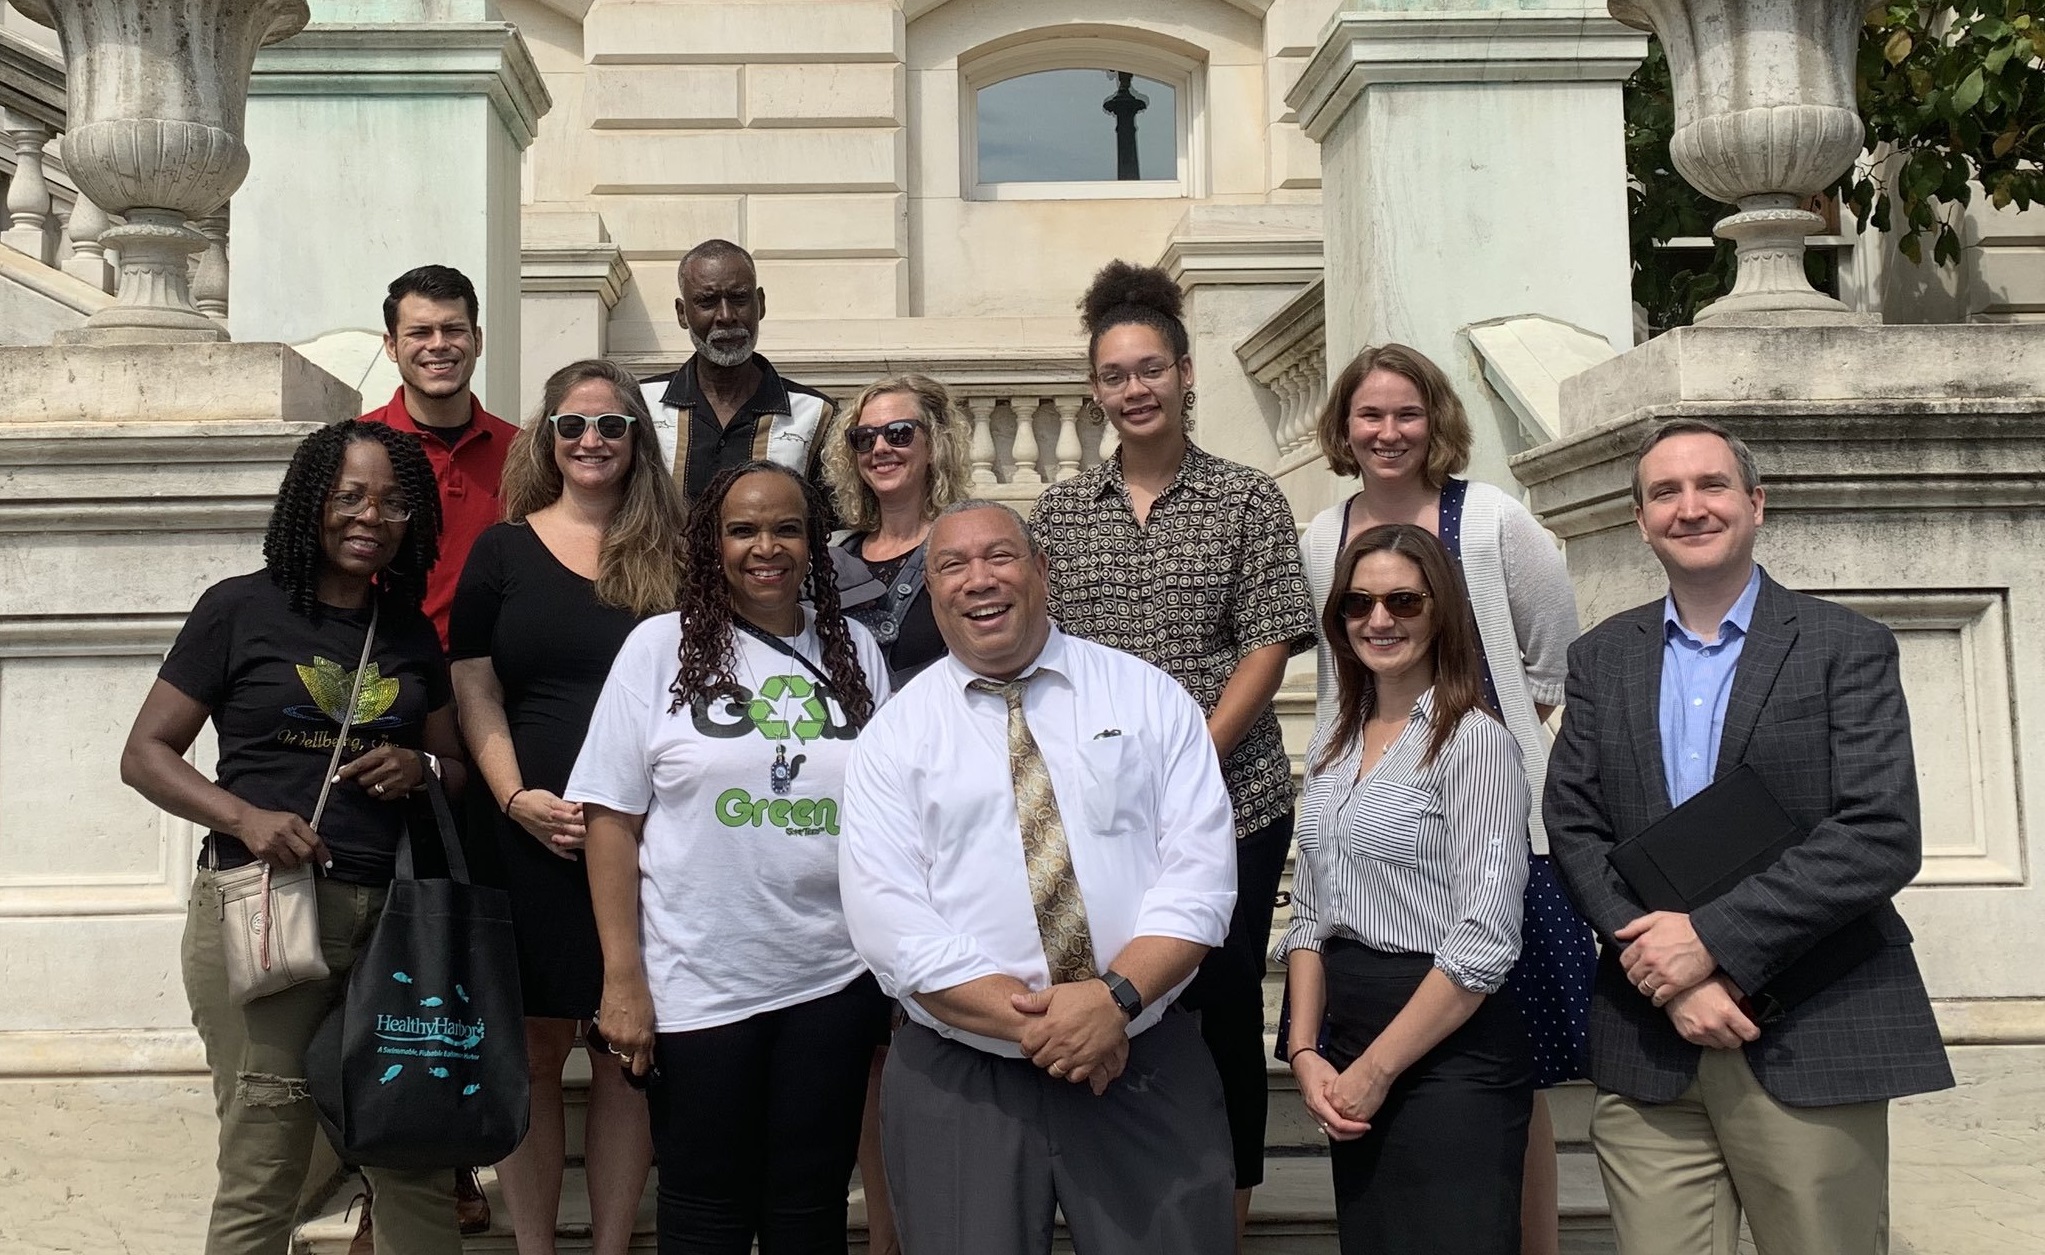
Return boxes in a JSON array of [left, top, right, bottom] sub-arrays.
[[746, 674, 830, 742]]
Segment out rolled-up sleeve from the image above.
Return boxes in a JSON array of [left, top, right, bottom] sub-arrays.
[[1133, 683, 1238, 946], [1500, 499, 1578, 708], [840, 734, 1005, 999], [1432, 718, 1531, 993]]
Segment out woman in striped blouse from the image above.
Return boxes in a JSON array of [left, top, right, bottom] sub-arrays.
[[1277, 523, 1532, 1255]]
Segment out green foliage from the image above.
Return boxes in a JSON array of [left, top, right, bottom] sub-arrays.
[[1846, 2, 2045, 266], [1626, 3, 2045, 330]]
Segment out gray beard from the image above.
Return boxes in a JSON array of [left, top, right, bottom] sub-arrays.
[[692, 329, 754, 369]]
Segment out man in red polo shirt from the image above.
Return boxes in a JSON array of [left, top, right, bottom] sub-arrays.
[[362, 264, 519, 648]]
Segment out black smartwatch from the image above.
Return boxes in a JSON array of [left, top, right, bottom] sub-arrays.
[[1101, 970, 1144, 1020]]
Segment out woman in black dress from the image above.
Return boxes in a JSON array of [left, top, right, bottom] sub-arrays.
[[449, 359, 687, 1255]]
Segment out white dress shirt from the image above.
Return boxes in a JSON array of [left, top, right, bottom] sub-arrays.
[[840, 628, 1238, 1056]]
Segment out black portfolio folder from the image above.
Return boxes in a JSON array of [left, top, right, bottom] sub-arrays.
[[1607, 764, 1884, 1021]]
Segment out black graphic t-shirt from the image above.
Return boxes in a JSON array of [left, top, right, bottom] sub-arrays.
[[159, 571, 452, 884]]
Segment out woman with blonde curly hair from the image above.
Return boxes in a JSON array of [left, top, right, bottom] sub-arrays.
[[448, 358, 686, 1255], [820, 372, 974, 688]]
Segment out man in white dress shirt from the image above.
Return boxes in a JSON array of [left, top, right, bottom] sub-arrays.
[[840, 499, 1240, 1254]]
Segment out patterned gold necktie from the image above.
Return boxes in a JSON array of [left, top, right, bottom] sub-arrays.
[[968, 674, 1098, 984]]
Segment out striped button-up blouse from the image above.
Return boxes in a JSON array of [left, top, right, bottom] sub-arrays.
[[1276, 689, 1531, 994]]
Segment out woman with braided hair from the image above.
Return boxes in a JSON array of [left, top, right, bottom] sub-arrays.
[[567, 460, 893, 1255], [121, 419, 469, 1255]]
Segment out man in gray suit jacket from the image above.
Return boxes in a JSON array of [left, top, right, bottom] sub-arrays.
[[1545, 418, 1952, 1255]]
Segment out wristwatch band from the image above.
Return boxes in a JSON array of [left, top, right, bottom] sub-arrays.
[[1102, 970, 1143, 1020]]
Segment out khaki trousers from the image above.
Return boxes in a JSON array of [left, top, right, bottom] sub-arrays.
[[183, 869, 459, 1255], [1591, 1048, 1888, 1255]]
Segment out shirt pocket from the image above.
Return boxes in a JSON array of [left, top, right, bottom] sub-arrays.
[[1075, 734, 1151, 838], [1347, 778, 1436, 870]]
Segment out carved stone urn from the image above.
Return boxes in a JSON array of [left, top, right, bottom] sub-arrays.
[[8, 0, 308, 342], [1610, 0, 1879, 324]]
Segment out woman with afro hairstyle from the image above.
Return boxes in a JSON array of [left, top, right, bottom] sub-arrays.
[[121, 418, 469, 1255], [566, 460, 894, 1255], [449, 358, 686, 1255], [1028, 261, 1318, 1243]]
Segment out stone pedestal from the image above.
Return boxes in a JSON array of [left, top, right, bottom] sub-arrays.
[[228, 0, 549, 419], [1290, 5, 1644, 487], [0, 340, 356, 1253], [1511, 323, 2045, 1251]]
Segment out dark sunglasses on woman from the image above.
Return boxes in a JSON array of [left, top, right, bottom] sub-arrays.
[[845, 418, 926, 453], [547, 412, 636, 441], [1339, 590, 1432, 620]]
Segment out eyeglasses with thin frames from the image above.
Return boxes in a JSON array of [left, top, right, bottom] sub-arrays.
[[328, 490, 414, 523], [547, 412, 636, 441], [846, 419, 927, 453], [1338, 590, 1431, 620], [1093, 361, 1178, 393]]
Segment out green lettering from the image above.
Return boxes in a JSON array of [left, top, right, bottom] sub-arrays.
[[790, 799, 815, 829], [815, 798, 839, 836], [715, 788, 755, 827], [767, 799, 792, 828]]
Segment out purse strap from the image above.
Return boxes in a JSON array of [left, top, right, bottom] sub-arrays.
[[252, 600, 378, 974], [309, 600, 380, 837]]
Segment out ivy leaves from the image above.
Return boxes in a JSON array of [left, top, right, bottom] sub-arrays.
[[1846, 2, 2045, 266]]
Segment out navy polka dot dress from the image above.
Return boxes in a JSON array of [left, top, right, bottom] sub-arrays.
[[1441, 479, 1594, 1087]]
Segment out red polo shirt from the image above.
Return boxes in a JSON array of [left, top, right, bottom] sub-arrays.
[[360, 387, 519, 647]]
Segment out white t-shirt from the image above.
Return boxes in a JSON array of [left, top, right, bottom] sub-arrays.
[[566, 609, 891, 1032]]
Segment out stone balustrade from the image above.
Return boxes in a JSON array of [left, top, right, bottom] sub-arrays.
[[1236, 277, 1328, 470]]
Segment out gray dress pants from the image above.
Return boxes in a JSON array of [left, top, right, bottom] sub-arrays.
[[880, 1009, 1236, 1255]]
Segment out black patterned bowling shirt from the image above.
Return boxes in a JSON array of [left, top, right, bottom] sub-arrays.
[[1029, 443, 1316, 835]]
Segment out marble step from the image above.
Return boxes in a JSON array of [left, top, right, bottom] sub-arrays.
[[295, 1152, 1617, 1254]]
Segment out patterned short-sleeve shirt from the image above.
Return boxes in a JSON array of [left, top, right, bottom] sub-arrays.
[[1029, 443, 1317, 834]]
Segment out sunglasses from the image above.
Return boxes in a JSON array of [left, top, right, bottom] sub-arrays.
[[1339, 590, 1432, 620], [547, 412, 635, 441], [845, 419, 926, 453]]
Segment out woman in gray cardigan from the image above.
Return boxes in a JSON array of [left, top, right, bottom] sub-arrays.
[[1297, 343, 1587, 1255]]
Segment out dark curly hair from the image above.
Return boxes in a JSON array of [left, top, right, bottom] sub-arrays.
[[668, 460, 875, 729], [262, 419, 442, 619], [1078, 259, 1190, 364]]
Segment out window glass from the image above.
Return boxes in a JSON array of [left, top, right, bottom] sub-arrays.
[[976, 69, 1177, 184]]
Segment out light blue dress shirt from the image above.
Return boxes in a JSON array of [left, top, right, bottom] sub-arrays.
[[1659, 565, 1763, 806]]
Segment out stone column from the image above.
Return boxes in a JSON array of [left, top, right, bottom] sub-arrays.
[[228, 0, 549, 419], [520, 209, 630, 419], [1290, 4, 1645, 487]]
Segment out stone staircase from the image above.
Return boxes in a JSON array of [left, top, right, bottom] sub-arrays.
[[296, 854, 1617, 1253]]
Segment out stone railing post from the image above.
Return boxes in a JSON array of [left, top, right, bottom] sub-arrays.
[[1007, 395, 1042, 485], [1052, 396, 1085, 480], [1, 109, 58, 264], [192, 213, 229, 318], [962, 394, 998, 484], [61, 191, 114, 291]]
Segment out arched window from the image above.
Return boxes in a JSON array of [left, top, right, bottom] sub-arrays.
[[960, 35, 1204, 201]]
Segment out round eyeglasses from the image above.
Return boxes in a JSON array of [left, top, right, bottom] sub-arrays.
[[548, 412, 636, 441]]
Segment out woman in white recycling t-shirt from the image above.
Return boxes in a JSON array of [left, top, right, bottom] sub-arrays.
[[568, 459, 892, 1255]]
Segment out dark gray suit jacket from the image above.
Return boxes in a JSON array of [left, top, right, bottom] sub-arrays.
[[1544, 571, 1953, 1106]]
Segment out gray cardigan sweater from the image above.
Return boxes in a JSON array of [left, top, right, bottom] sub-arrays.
[[1301, 478, 1578, 852]]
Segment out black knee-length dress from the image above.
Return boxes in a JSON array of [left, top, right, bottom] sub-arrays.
[[450, 521, 642, 1020]]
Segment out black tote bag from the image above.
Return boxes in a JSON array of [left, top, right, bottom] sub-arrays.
[[307, 778, 530, 1170]]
